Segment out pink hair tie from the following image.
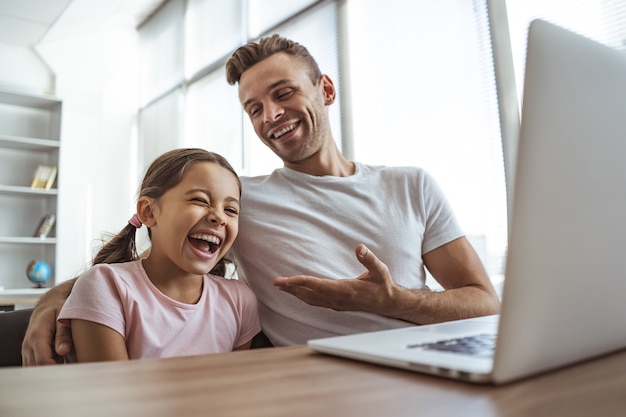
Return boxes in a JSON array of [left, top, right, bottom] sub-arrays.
[[128, 214, 142, 228]]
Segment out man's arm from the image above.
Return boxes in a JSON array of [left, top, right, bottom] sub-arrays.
[[22, 250, 151, 366], [272, 238, 500, 325], [393, 236, 500, 323], [21, 278, 77, 366]]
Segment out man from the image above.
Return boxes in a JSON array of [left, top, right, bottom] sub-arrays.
[[22, 34, 499, 364]]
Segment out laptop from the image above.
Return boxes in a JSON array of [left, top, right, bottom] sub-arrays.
[[308, 19, 626, 385]]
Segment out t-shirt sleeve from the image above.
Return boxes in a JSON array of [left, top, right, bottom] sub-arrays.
[[233, 282, 261, 347], [57, 265, 127, 337], [420, 170, 464, 254]]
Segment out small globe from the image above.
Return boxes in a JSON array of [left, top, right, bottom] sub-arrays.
[[26, 260, 51, 287]]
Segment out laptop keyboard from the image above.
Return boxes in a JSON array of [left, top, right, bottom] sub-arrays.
[[408, 333, 497, 358]]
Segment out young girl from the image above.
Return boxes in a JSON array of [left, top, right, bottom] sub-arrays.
[[58, 148, 261, 362]]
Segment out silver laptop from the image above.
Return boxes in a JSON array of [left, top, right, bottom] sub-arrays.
[[308, 19, 626, 385]]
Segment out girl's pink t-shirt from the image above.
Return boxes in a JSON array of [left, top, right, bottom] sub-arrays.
[[58, 259, 260, 360]]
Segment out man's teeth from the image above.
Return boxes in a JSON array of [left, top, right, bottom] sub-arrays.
[[189, 233, 221, 245], [273, 124, 295, 139]]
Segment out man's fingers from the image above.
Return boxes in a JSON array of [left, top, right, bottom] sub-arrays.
[[355, 244, 387, 274], [23, 335, 58, 366], [52, 323, 72, 363], [274, 274, 322, 287], [54, 321, 72, 357]]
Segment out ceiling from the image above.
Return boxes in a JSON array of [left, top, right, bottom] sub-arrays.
[[0, 0, 163, 48]]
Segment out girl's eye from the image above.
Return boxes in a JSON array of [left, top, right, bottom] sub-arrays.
[[192, 197, 209, 205], [225, 207, 239, 215]]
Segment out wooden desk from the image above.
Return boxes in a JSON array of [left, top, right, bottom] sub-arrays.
[[1, 345, 625, 417]]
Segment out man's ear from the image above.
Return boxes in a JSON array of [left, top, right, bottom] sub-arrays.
[[320, 74, 336, 105], [137, 197, 156, 228]]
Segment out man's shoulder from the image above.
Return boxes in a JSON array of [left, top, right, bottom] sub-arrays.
[[241, 173, 270, 182], [357, 162, 427, 178], [240, 171, 277, 187]]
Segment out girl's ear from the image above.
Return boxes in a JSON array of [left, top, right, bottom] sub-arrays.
[[137, 197, 156, 228]]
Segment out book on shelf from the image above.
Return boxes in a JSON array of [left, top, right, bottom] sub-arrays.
[[30, 165, 58, 190], [34, 214, 56, 238]]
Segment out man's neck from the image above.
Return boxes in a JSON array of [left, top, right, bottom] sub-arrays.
[[284, 144, 355, 177]]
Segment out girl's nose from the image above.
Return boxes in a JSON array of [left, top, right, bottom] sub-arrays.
[[208, 208, 226, 225]]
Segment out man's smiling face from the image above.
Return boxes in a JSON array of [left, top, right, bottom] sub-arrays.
[[238, 52, 331, 165]]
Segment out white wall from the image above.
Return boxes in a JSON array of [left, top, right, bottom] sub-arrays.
[[0, 43, 54, 94], [15, 16, 141, 282]]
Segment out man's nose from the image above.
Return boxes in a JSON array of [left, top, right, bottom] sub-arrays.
[[263, 102, 284, 123]]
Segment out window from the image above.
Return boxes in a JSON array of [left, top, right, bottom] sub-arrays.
[[185, 0, 242, 79], [138, 0, 512, 285], [184, 68, 244, 171], [138, 89, 183, 179], [347, 0, 508, 284], [248, 0, 319, 38], [138, 0, 184, 107], [506, 0, 626, 103]]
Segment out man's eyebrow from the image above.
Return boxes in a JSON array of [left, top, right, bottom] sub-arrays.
[[242, 79, 291, 109]]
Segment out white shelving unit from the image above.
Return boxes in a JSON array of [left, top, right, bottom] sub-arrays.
[[0, 88, 61, 305]]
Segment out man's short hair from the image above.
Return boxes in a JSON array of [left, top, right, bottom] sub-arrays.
[[226, 34, 322, 86]]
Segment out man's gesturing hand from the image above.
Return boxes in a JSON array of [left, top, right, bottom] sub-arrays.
[[272, 244, 396, 314]]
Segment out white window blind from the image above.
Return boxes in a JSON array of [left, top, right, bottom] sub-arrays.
[[247, 0, 319, 38], [138, 0, 184, 107], [347, 0, 508, 283], [184, 67, 244, 171], [185, 0, 243, 79], [506, 0, 626, 102], [137, 89, 183, 178]]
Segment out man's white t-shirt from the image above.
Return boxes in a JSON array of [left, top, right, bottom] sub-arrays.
[[231, 162, 464, 346]]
